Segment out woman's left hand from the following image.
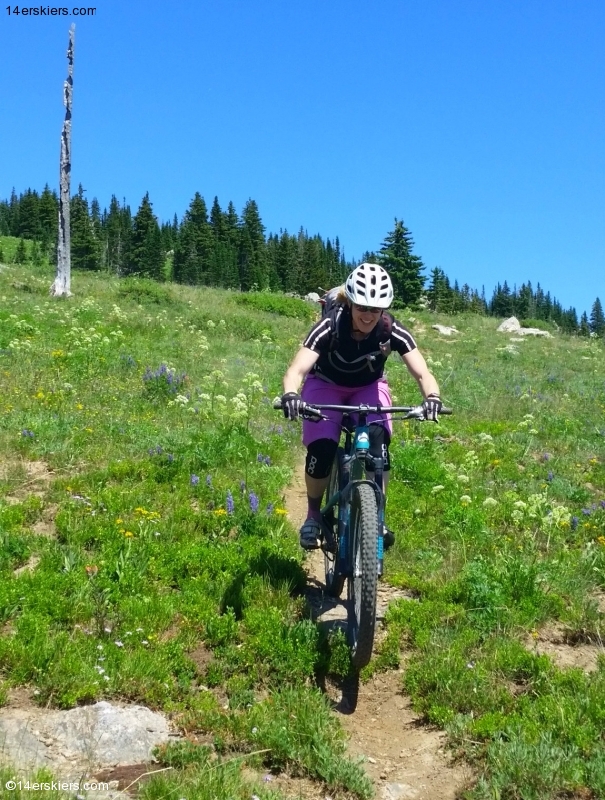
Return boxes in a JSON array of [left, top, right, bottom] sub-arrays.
[[422, 393, 442, 422]]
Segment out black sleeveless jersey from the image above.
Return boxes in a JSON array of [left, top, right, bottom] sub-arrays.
[[302, 305, 417, 387]]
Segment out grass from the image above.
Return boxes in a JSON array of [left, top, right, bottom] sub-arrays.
[[1, 244, 605, 798]]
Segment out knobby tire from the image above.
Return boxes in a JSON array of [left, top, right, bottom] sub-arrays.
[[348, 482, 378, 670], [324, 447, 345, 598]]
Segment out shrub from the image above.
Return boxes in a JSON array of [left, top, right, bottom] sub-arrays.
[[233, 292, 317, 321]]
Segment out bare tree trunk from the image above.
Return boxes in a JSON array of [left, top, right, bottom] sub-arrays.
[[51, 24, 75, 297]]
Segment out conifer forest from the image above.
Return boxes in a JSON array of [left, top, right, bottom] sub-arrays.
[[1, 184, 602, 337]]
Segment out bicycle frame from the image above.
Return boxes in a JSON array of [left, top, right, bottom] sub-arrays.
[[321, 410, 386, 576]]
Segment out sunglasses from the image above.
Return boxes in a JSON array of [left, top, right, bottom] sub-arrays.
[[353, 303, 381, 314]]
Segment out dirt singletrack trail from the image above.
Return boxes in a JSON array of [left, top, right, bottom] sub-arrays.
[[283, 461, 470, 800]]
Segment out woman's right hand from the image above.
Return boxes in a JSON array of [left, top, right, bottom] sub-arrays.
[[281, 392, 303, 420]]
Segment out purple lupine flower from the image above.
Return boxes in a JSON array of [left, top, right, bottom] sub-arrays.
[[21, 429, 35, 438], [571, 516, 579, 530], [542, 453, 551, 462], [206, 474, 212, 487], [276, 425, 283, 435], [239, 480, 246, 494], [582, 508, 592, 516], [167, 453, 174, 463], [266, 503, 274, 515], [226, 491, 234, 515], [257, 453, 264, 463], [190, 474, 200, 486], [264, 456, 271, 466], [600, 500, 605, 510], [249, 492, 259, 513], [546, 471, 554, 483], [156, 445, 163, 454]]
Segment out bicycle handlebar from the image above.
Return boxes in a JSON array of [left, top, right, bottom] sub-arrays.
[[272, 399, 453, 421]]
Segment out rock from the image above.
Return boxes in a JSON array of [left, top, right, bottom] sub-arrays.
[[431, 324, 459, 336], [497, 316, 521, 333], [0, 701, 176, 780], [382, 783, 418, 799], [497, 317, 552, 337], [515, 327, 552, 337], [304, 292, 320, 303]]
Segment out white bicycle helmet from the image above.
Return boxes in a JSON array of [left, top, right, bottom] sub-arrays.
[[344, 262, 394, 309]]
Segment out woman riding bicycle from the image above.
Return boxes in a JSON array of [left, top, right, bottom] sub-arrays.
[[281, 262, 442, 551]]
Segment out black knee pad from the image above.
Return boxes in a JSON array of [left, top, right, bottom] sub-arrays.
[[369, 425, 391, 471], [305, 438, 338, 479]]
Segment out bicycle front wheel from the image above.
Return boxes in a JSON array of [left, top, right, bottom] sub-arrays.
[[347, 482, 378, 670]]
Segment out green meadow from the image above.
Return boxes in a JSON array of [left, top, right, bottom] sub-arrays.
[[1, 239, 604, 799]]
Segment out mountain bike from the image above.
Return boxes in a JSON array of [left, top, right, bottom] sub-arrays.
[[275, 400, 452, 670]]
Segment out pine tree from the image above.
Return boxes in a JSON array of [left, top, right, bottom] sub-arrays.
[[125, 193, 164, 280], [590, 297, 605, 337], [39, 184, 59, 263], [70, 185, 100, 271], [239, 199, 267, 290], [378, 219, 425, 308], [579, 311, 590, 337], [15, 238, 28, 264], [8, 189, 20, 237], [18, 189, 41, 240], [173, 193, 214, 285]]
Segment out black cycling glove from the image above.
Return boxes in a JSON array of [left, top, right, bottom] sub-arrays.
[[282, 392, 304, 420], [422, 393, 442, 422]]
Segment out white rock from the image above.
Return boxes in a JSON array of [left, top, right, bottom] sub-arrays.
[[497, 317, 521, 333], [0, 701, 176, 780], [304, 292, 320, 303], [516, 327, 552, 337], [431, 324, 459, 336]]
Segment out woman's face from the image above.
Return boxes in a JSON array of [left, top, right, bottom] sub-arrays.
[[351, 303, 382, 335]]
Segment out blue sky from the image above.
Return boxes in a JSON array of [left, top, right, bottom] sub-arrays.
[[1, 0, 603, 316]]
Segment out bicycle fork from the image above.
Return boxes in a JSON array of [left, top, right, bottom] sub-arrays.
[[353, 428, 385, 578]]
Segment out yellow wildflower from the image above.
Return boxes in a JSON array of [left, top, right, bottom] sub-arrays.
[[214, 509, 227, 517]]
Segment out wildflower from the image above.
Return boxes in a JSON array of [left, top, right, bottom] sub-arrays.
[[542, 453, 551, 461], [274, 508, 288, 516], [571, 516, 579, 530], [124, 531, 134, 538], [249, 492, 259, 513], [114, 641, 124, 647], [513, 501, 527, 510], [483, 497, 498, 508], [431, 485, 445, 494], [601, 500, 605, 510], [266, 503, 274, 515], [206, 474, 212, 487], [546, 471, 554, 483], [239, 480, 246, 494], [582, 508, 592, 516], [214, 509, 227, 517], [226, 491, 235, 515], [190, 474, 200, 486], [457, 474, 470, 484], [85, 564, 98, 577], [21, 429, 35, 438], [460, 495, 472, 505]]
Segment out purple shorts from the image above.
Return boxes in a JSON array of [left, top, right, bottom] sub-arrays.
[[301, 374, 393, 446]]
